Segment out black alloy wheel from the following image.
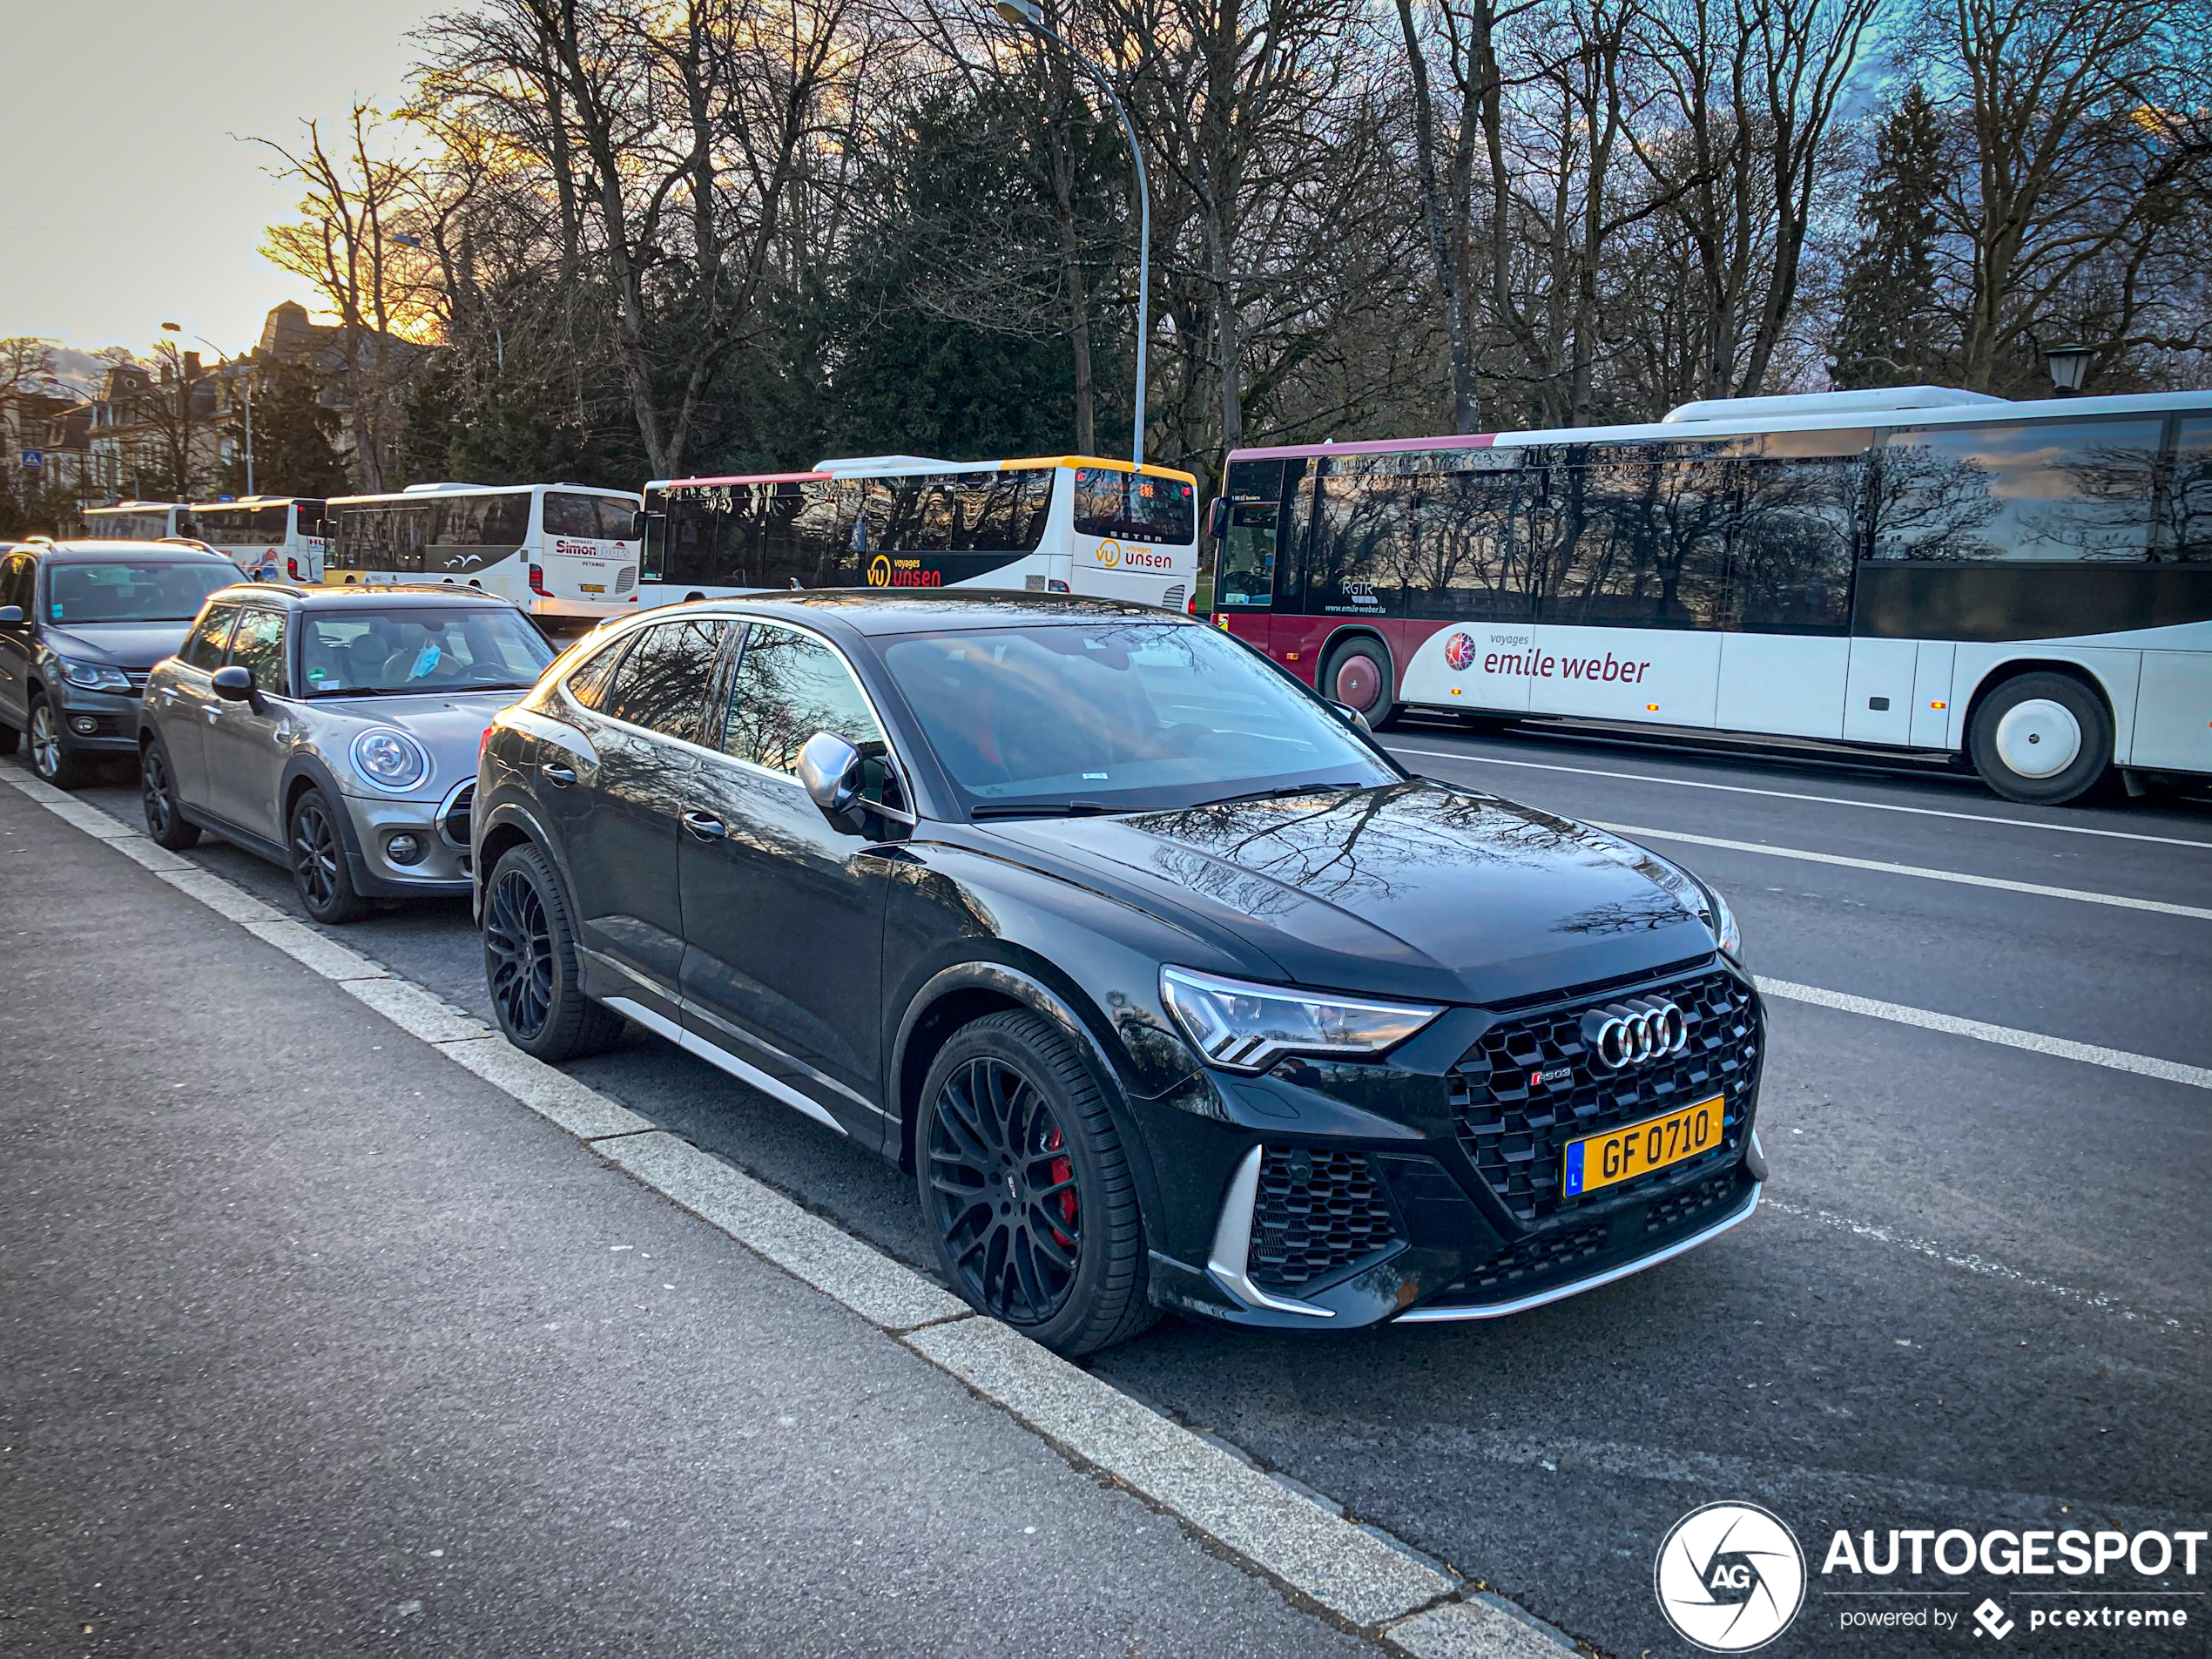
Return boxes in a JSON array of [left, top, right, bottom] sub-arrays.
[[918, 1010, 1157, 1355], [140, 740, 200, 850], [482, 843, 626, 1061], [289, 787, 369, 923]]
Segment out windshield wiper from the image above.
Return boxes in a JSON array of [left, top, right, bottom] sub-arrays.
[[968, 802, 1126, 820], [1188, 780, 1363, 809]]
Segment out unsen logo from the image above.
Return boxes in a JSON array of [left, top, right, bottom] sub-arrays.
[[1444, 631, 1478, 671], [1097, 539, 1122, 568], [867, 555, 892, 587], [1973, 1600, 2014, 1641], [1655, 1501, 1806, 1652]]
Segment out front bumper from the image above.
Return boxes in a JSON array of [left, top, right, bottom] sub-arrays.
[[338, 780, 475, 897], [1133, 954, 1768, 1332], [48, 685, 145, 754]]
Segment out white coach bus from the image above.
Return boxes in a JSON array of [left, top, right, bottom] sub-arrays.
[[325, 482, 642, 623], [1211, 386, 2212, 804], [637, 454, 1201, 613], [188, 496, 329, 581], [83, 502, 196, 542]]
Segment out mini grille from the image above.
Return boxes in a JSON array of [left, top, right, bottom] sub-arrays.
[[1247, 1147, 1403, 1293], [441, 783, 475, 847], [1161, 583, 1187, 612], [1452, 968, 1757, 1224], [614, 566, 637, 594]]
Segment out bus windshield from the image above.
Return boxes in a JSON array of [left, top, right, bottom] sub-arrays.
[[48, 561, 237, 624], [1073, 469, 1196, 545], [879, 620, 1393, 814], [298, 607, 556, 697]]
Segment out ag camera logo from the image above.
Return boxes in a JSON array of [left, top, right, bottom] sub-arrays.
[[1656, 1501, 1807, 1652]]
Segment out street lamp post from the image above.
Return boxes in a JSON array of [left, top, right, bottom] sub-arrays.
[[2045, 342, 2094, 398], [994, 0, 1150, 470], [162, 322, 253, 493]]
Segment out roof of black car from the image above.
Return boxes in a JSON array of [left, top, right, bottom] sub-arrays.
[[698, 590, 1190, 636], [212, 582, 526, 611], [26, 540, 237, 563]]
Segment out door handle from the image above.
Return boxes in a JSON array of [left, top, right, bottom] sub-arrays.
[[681, 810, 727, 841], [541, 762, 578, 786]]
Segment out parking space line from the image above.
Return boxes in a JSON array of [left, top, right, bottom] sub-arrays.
[[3, 765, 1548, 1655], [1389, 746, 2212, 850], [1594, 820, 2212, 921], [1757, 976, 2212, 1091]]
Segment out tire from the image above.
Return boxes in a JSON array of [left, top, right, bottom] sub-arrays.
[[482, 841, 626, 1061], [140, 738, 201, 850], [1966, 671, 2114, 806], [918, 1009, 1157, 1356], [288, 786, 372, 924], [26, 694, 86, 789], [1319, 637, 1401, 730]]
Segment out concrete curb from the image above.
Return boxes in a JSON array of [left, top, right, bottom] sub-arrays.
[[3, 767, 1581, 1657]]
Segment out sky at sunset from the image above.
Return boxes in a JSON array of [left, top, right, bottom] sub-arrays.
[[0, 0, 436, 374]]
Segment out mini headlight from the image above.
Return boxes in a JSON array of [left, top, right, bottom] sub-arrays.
[[351, 727, 430, 792], [1700, 881, 1743, 960], [1159, 966, 1441, 1074], [58, 657, 132, 693]]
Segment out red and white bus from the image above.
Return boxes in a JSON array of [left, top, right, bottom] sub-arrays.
[[638, 454, 1199, 612], [1211, 387, 2212, 803]]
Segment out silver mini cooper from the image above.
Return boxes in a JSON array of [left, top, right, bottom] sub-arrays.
[[138, 583, 558, 921]]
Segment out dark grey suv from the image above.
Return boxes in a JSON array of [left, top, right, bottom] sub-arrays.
[[474, 594, 1765, 1355], [0, 539, 240, 788]]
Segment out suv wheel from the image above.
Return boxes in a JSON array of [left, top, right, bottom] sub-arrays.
[[140, 739, 200, 850], [483, 842, 626, 1060], [27, 695, 85, 789], [289, 787, 370, 923], [919, 1010, 1157, 1355], [1967, 671, 2114, 806]]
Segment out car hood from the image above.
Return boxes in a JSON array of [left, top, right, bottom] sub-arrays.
[[44, 621, 196, 669], [303, 690, 525, 800], [976, 779, 1722, 1006]]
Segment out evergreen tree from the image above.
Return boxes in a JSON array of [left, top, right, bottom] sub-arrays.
[[219, 357, 352, 497], [1830, 84, 1949, 390]]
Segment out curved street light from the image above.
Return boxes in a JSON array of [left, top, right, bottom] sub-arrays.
[[993, 0, 1151, 469]]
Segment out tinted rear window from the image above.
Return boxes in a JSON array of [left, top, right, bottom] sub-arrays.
[[1072, 469, 1196, 545]]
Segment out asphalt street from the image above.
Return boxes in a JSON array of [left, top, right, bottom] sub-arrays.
[[30, 718, 2212, 1658]]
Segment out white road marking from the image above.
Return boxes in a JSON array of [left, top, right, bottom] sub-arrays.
[[0, 764, 1478, 1643], [1389, 745, 2212, 850], [1593, 820, 2212, 921], [1757, 975, 2212, 1091], [1761, 1198, 2188, 1330]]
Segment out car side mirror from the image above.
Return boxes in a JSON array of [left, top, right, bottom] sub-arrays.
[[0, 605, 20, 625], [798, 730, 868, 834], [1207, 496, 1231, 543], [1330, 699, 1372, 736], [211, 664, 266, 713]]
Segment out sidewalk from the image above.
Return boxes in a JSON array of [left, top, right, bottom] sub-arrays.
[[0, 780, 1381, 1658]]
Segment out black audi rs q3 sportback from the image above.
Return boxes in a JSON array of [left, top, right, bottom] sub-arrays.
[[474, 593, 1766, 1354]]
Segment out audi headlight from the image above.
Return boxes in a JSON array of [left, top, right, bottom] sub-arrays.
[[351, 727, 431, 792], [1159, 966, 1441, 1073], [58, 657, 132, 693], [1699, 881, 1743, 961]]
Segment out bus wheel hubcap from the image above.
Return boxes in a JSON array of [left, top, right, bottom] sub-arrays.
[[1335, 656, 1380, 710], [1994, 698, 2080, 779]]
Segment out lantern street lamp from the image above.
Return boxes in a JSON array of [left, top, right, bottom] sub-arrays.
[[2045, 342, 2094, 397]]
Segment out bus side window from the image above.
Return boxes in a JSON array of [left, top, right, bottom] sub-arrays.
[[482, 492, 529, 548], [1728, 453, 1860, 632], [1870, 418, 2161, 562], [2165, 417, 2212, 560], [1544, 443, 1731, 629]]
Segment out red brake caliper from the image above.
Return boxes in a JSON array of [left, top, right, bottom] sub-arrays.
[[1045, 1127, 1076, 1248]]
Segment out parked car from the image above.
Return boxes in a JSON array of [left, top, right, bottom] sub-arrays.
[[473, 593, 1765, 1354], [0, 539, 242, 788], [138, 583, 557, 921]]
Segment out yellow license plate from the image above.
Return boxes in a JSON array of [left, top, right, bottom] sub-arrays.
[[1563, 1096, 1722, 1198], [579, 583, 606, 593]]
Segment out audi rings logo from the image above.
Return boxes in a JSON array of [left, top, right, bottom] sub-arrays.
[[1581, 998, 1689, 1069], [1655, 1501, 1806, 1652]]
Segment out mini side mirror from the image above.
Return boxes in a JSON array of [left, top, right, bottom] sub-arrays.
[[1207, 496, 1231, 543], [1330, 699, 1372, 736], [0, 605, 21, 625], [211, 664, 264, 712], [797, 729, 868, 833]]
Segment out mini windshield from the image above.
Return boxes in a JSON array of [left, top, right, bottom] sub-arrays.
[[877, 620, 1396, 815], [47, 561, 236, 624], [299, 607, 555, 697]]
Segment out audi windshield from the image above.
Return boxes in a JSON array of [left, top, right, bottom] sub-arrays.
[[876, 619, 1398, 816]]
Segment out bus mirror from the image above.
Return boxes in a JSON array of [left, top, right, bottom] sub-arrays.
[[631, 510, 649, 542], [1208, 496, 1231, 543]]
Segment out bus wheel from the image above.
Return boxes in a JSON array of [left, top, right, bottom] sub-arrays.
[[1967, 671, 2113, 806], [1323, 637, 1399, 729]]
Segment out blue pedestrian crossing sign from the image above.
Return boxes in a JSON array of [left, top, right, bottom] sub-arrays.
[[19, 450, 41, 469]]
